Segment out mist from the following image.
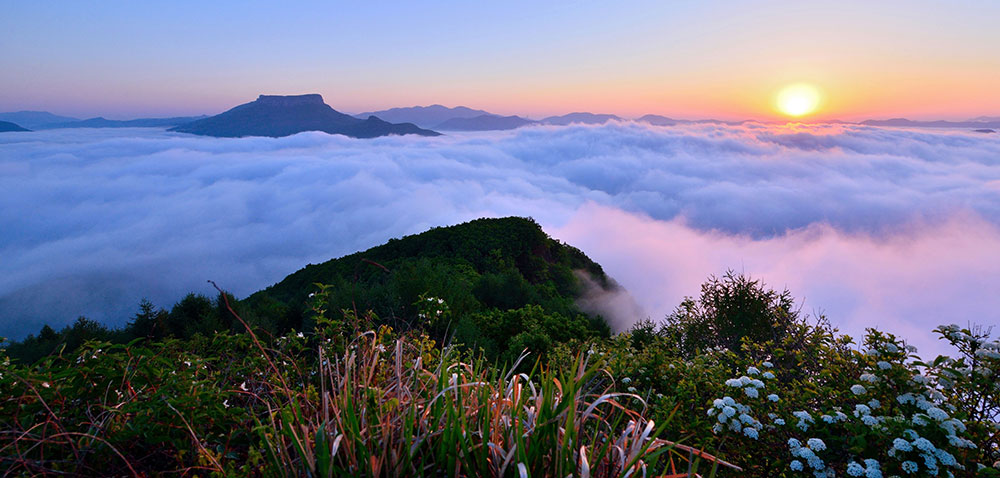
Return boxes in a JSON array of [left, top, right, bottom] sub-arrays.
[[2, 122, 998, 355]]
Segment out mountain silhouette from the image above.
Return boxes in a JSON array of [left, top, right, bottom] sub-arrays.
[[434, 114, 536, 131], [861, 118, 1000, 128], [170, 94, 440, 138], [0, 120, 30, 132], [541, 112, 622, 125], [0, 111, 78, 129], [355, 105, 490, 129], [43, 116, 207, 129], [637, 114, 683, 126]]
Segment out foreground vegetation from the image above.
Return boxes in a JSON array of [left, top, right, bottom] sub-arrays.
[[1, 218, 997, 476]]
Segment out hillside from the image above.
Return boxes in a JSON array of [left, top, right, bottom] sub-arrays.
[[0, 120, 30, 132], [2, 218, 995, 476], [170, 94, 440, 138], [246, 216, 613, 358], [8, 217, 614, 363]]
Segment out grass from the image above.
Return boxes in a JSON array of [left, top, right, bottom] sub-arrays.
[[0, 288, 741, 476]]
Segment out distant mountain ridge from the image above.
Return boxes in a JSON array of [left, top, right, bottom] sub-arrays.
[[355, 105, 490, 129], [42, 116, 207, 129], [0, 111, 78, 129], [435, 114, 536, 131], [170, 94, 440, 139], [541, 112, 622, 125], [861, 118, 1000, 129], [0, 120, 30, 132]]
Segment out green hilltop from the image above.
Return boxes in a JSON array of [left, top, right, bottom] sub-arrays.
[[8, 217, 613, 363]]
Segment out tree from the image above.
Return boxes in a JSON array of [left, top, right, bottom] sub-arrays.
[[663, 271, 799, 356]]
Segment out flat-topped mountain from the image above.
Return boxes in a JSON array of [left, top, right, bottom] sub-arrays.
[[434, 114, 536, 131], [170, 94, 440, 138], [0, 120, 30, 132], [355, 104, 490, 129], [0, 111, 78, 129]]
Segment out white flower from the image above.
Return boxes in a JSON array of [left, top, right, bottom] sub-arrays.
[[807, 438, 827, 451], [912, 437, 934, 452], [762, 361, 774, 368], [893, 438, 913, 452], [767, 393, 780, 402], [860, 373, 878, 383], [877, 361, 892, 370], [41, 382, 50, 388], [747, 366, 760, 375], [223, 399, 230, 408], [762, 371, 775, 379], [926, 407, 949, 421], [850, 384, 867, 395], [296, 332, 304, 338], [744, 387, 759, 398]]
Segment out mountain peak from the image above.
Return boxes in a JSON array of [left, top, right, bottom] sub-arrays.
[[171, 94, 439, 138], [255, 94, 325, 106]]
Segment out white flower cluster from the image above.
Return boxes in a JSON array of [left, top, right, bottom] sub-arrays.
[[888, 429, 965, 476], [845, 459, 882, 478], [788, 437, 831, 476], [707, 396, 763, 439], [708, 365, 782, 438]]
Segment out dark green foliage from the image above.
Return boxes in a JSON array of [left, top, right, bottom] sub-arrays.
[[5, 217, 613, 364], [244, 216, 612, 359], [662, 270, 798, 356]]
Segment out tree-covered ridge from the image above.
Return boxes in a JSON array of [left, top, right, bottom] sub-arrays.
[[6, 217, 613, 364], [242, 216, 612, 359]]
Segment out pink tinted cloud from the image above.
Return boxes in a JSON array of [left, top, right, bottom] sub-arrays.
[[552, 203, 1000, 357]]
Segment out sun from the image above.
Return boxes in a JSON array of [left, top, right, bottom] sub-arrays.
[[776, 83, 822, 117]]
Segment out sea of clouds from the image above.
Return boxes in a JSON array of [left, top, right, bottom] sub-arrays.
[[1, 122, 998, 356]]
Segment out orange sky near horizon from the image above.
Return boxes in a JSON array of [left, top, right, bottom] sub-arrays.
[[2, 1, 999, 121]]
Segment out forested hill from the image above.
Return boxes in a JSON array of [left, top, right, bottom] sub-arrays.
[[244, 216, 613, 358], [7, 216, 614, 363]]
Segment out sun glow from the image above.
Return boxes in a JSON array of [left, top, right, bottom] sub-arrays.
[[776, 83, 822, 117]]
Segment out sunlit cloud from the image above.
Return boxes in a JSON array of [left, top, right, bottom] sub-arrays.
[[1, 122, 998, 356]]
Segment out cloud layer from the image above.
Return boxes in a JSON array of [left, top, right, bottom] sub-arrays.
[[2, 123, 998, 356]]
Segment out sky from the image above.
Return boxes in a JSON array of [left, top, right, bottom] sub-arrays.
[[2, 1, 999, 120], [1, 123, 998, 357]]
